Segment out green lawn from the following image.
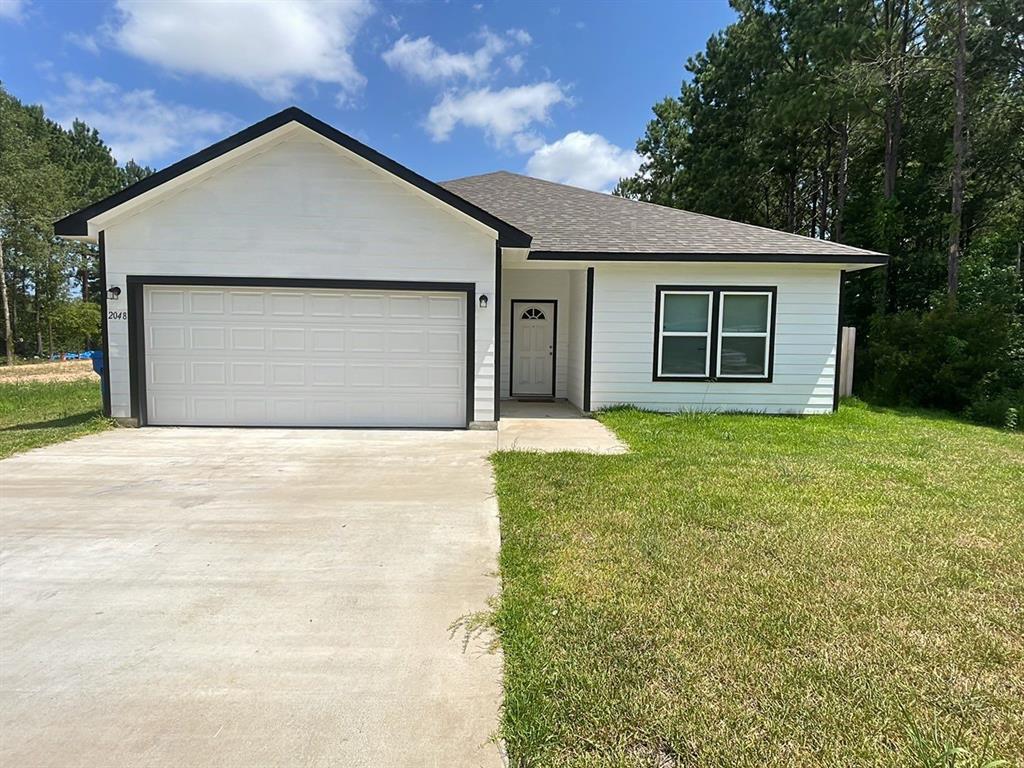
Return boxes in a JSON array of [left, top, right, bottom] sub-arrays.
[[0, 379, 113, 459], [491, 400, 1024, 767]]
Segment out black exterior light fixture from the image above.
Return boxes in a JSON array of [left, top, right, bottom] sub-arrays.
[[107, 286, 122, 300], [479, 294, 489, 309]]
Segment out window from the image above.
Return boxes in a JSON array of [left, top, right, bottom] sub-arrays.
[[520, 307, 546, 320], [654, 286, 775, 382], [657, 291, 712, 377]]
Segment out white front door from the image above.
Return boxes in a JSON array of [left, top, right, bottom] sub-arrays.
[[512, 300, 555, 397]]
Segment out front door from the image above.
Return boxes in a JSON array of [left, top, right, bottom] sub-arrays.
[[511, 300, 555, 397]]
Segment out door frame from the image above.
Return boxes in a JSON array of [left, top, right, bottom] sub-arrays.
[[509, 298, 558, 399], [126, 275, 476, 428]]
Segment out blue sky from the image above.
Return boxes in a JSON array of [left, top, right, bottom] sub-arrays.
[[0, 0, 735, 191]]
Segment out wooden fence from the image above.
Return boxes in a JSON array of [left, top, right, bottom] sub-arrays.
[[838, 326, 856, 398]]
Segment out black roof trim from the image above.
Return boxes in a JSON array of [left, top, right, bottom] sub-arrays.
[[54, 107, 533, 247], [527, 250, 888, 265]]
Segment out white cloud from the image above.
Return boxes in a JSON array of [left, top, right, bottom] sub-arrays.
[[526, 131, 643, 192], [0, 0, 26, 21], [425, 82, 568, 150], [49, 75, 239, 166], [382, 27, 532, 84], [109, 0, 373, 102], [505, 54, 524, 74], [507, 28, 532, 45], [65, 32, 99, 54]]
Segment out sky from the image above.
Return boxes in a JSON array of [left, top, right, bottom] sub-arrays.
[[0, 0, 736, 192]]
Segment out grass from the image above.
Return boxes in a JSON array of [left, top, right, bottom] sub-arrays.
[[491, 400, 1024, 767], [0, 378, 113, 459]]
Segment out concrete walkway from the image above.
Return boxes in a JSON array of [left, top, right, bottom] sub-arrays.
[[1, 429, 503, 768], [497, 400, 627, 454]]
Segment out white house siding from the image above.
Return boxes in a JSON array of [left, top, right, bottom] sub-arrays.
[[500, 268, 571, 400], [590, 263, 841, 414], [565, 269, 587, 410], [101, 128, 497, 423]]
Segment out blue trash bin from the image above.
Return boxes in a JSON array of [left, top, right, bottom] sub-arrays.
[[91, 350, 108, 404]]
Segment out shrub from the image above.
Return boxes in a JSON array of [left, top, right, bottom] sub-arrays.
[[861, 304, 1024, 429]]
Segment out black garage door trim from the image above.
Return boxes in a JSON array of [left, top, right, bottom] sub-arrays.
[[126, 275, 476, 428]]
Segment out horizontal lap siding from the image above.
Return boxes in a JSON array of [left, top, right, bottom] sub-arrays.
[[591, 264, 840, 415], [103, 130, 496, 421]]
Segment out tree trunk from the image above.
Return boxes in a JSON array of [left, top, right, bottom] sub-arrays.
[[948, 0, 968, 301], [786, 168, 797, 233], [834, 116, 850, 241], [882, 0, 911, 201], [0, 236, 13, 366], [819, 125, 833, 239], [34, 290, 43, 357]]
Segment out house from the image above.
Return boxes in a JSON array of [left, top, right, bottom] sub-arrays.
[[55, 107, 886, 429]]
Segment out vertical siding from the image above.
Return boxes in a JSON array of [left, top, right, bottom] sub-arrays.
[[102, 129, 497, 422], [565, 269, 587, 409], [591, 264, 840, 414], [500, 268, 571, 399]]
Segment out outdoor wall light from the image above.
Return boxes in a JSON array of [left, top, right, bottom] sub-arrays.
[[479, 294, 489, 309], [107, 286, 122, 300]]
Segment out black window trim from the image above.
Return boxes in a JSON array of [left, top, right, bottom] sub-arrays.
[[652, 284, 777, 384]]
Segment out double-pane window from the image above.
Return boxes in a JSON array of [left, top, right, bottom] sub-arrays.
[[655, 287, 774, 381]]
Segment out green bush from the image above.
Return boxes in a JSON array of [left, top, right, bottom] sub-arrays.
[[861, 304, 1024, 429]]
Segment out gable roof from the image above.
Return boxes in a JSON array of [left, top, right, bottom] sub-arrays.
[[54, 107, 532, 248], [441, 171, 886, 265]]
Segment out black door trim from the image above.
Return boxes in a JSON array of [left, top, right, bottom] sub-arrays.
[[126, 275, 476, 428], [509, 299, 558, 399]]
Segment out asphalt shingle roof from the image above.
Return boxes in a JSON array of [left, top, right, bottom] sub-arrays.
[[441, 171, 885, 260]]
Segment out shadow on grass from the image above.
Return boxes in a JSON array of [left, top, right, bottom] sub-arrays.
[[0, 411, 102, 431]]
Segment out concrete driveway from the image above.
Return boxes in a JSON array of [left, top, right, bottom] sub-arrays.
[[1, 428, 502, 767]]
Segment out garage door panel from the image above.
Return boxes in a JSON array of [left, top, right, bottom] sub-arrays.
[[191, 327, 226, 350], [194, 398, 228, 421], [350, 294, 386, 317], [429, 296, 463, 319], [349, 329, 386, 353], [269, 327, 306, 352], [143, 284, 466, 427], [310, 293, 345, 316], [189, 291, 225, 314], [229, 291, 264, 314], [230, 362, 265, 386], [311, 363, 346, 386], [150, 396, 187, 423], [311, 329, 344, 352], [268, 292, 304, 316], [150, 326, 185, 350], [388, 330, 425, 353], [428, 330, 462, 354], [191, 361, 226, 385], [230, 327, 265, 350], [149, 288, 185, 314]]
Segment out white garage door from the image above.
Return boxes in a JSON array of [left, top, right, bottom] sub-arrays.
[[142, 284, 467, 427]]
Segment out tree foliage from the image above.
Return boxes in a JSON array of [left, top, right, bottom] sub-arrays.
[[0, 83, 154, 360], [616, 0, 1024, 425]]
